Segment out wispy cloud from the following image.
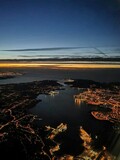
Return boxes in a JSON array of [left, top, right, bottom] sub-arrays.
[[18, 55, 41, 57], [2, 47, 82, 52], [2, 47, 120, 53]]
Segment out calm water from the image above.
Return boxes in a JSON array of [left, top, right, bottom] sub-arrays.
[[29, 85, 115, 154], [0, 68, 120, 84]]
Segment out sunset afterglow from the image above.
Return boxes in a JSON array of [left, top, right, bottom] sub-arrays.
[[0, 62, 120, 69]]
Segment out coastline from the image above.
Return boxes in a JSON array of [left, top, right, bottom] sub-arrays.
[[0, 79, 119, 159]]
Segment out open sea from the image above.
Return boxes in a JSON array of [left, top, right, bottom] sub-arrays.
[[0, 68, 120, 84]]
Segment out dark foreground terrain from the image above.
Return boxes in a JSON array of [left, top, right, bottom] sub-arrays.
[[0, 80, 61, 160], [0, 79, 120, 160]]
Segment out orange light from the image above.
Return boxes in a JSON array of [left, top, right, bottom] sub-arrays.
[[0, 62, 120, 69]]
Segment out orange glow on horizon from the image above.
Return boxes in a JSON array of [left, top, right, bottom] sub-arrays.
[[0, 62, 120, 69]]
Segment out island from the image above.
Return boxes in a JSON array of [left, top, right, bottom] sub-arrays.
[[0, 71, 23, 79]]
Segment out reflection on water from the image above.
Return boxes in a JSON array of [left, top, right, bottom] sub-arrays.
[[29, 86, 115, 155], [74, 97, 82, 106]]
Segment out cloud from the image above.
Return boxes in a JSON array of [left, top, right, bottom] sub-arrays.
[[18, 55, 40, 57], [2, 47, 81, 52]]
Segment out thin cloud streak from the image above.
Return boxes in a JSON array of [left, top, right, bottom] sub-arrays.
[[1, 47, 82, 52], [2, 46, 107, 52]]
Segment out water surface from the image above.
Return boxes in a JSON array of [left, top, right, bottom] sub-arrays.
[[29, 86, 114, 154], [0, 68, 120, 84]]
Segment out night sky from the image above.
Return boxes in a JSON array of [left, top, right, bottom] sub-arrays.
[[0, 0, 120, 59]]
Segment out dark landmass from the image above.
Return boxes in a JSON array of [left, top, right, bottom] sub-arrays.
[[0, 72, 23, 80], [0, 79, 119, 160], [65, 79, 120, 89], [0, 75, 15, 79], [0, 80, 61, 160], [0, 57, 120, 62]]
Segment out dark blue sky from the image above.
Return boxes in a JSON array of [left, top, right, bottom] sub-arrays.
[[0, 0, 120, 51]]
